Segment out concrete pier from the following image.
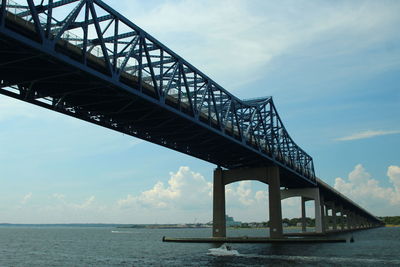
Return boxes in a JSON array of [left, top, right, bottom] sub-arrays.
[[212, 168, 226, 238], [212, 166, 283, 238], [268, 166, 283, 238], [211, 167, 383, 241], [301, 197, 307, 232], [280, 187, 325, 234]]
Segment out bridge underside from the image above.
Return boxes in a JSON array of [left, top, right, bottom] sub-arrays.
[[0, 1, 318, 187], [0, 33, 309, 188]]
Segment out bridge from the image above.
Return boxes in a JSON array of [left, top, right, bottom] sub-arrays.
[[0, 0, 383, 238]]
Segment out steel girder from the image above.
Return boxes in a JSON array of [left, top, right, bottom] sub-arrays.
[[0, 0, 316, 184]]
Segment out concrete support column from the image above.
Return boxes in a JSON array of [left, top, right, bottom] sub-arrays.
[[332, 204, 337, 230], [346, 211, 352, 229], [355, 214, 359, 229], [342, 214, 346, 229], [356, 215, 360, 228], [314, 190, 323, 233], [340, 207, 345, 230], [301, 197, 307, 233], [355, 215, 359, 229], [324, 205, 329, 230], [319, 196, 326, 233], [268, 167, 283, 239], [212, 168, 226, 237]]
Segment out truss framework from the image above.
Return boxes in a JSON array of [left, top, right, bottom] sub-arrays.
[[0, 0, 316, 184]]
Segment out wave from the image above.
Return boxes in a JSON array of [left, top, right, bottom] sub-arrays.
[[236, 253, 400, 265], [111, 230, 138, 234]]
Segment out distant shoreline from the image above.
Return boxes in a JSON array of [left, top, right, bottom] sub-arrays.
[[1, 223, 399, 228], [0, 223, 124, 227], [0, 223, 211, 228], [0, 223, 292, 229]]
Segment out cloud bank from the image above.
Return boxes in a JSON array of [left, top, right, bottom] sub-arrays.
[[6, 165, 400, 223], [118, 166, 212, 210], [334, 164, 400, 215]]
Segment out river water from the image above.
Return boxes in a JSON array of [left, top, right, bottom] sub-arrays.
[[0, 226, 399, 266]]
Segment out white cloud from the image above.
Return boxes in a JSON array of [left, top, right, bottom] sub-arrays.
[[117, 168, 267, 222], [52, 193, 65, 200], [225, 181, 268, 222], [73, 196, 96, 210], [334, 164, 400, 215], [21, 192, 32, 204], [336, 130, 400, 141], [255, 190, 268, 202], [117, 194, 136, 208], [226, 181, 255, 206], [118, 166, 212, 210], [49, 194, 97, 210], [388, 166, 400, 195]]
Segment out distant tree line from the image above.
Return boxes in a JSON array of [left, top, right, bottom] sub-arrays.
[[379, 216, 400, 225], [238, 217, 316, 228], [282, 217, 315, 227]]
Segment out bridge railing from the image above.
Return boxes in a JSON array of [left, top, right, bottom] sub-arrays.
[[1, 0, 316, 183]]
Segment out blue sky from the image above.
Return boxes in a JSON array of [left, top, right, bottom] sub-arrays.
[[0, 0, 399, 223]]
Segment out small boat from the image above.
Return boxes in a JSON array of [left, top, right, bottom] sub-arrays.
[[208, 243, 239, 256]]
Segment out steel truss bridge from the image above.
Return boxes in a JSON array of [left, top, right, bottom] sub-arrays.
[[0, 0, 315, 187], [0, 1, 383, 230]]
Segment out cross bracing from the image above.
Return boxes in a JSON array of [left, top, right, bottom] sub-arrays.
[[0, 0, 316, 185]]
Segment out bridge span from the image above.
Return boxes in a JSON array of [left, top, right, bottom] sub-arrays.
[[0, 0, 383, 237]]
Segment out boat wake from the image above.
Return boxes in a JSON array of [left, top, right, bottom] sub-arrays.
[[207, 244, 239, 256], [111, 230, 137, 234]]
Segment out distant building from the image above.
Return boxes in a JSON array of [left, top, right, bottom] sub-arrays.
[[226, 215, 241, 227]]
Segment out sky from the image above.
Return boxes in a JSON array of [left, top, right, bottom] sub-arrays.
[[0, 0, 399, 224]]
